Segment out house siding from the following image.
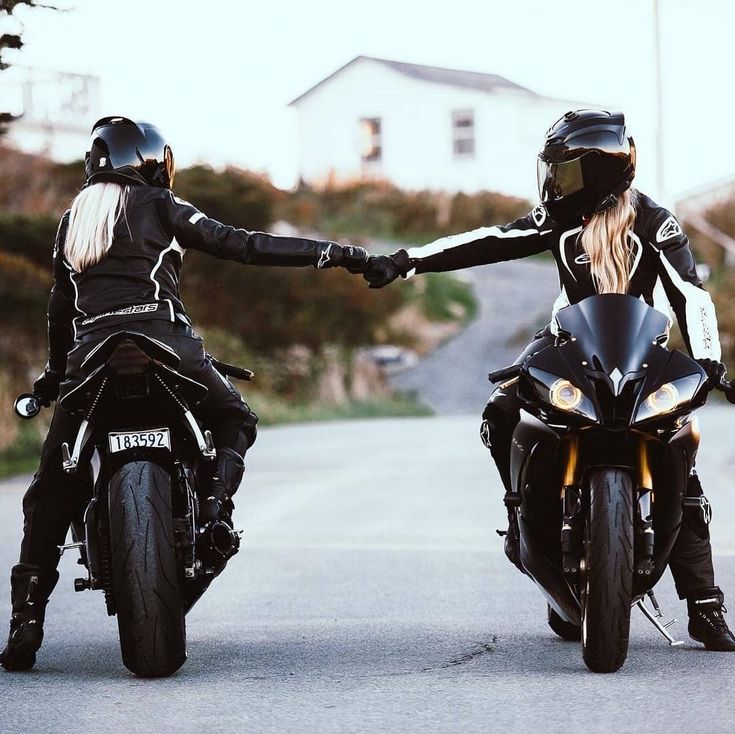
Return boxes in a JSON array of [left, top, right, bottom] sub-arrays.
[[293, 57, 579, 199]]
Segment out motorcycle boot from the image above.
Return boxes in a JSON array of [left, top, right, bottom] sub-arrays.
[[687, 587, 735, 651], [198, 448, 244, 565], [199, 448, 244, 528], [0, 564, 59, 671]]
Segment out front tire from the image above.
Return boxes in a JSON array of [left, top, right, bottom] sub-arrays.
[[109, 461, 186, 677], [581, 468, 634, 673]]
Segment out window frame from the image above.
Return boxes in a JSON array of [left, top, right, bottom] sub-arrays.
[[451, 109, 476, 159], [359, 117, 382, 163]]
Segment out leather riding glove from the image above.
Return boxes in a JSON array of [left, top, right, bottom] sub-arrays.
[[363, 249, 411, 289]]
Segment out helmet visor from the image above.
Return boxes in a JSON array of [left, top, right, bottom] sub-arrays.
[[537, 156, 585, 203]]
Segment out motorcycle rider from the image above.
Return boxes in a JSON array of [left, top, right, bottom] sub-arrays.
[[0, 116, 370, 672], [364, 109, 735, 651]]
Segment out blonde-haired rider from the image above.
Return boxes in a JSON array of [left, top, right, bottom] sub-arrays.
[[364, 109, 734, 651]]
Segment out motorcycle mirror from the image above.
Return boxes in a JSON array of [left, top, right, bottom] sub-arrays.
[[14, 393, 41, 419]]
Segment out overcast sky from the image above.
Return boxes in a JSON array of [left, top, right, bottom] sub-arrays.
[[5, 0, 734, 201]]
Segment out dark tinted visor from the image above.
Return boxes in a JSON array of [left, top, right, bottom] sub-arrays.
[[537, 156, 585, 202]]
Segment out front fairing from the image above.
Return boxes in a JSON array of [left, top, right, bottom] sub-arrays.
[[554, 294, 669, 387], [518, 295, 708, 428]]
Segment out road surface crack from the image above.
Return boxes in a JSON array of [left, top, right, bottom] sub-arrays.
[[422, 637, 498, 672]]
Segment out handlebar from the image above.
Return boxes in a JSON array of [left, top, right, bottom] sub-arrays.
[[209, 356, 255, 382], [488, 364, 522, 383]]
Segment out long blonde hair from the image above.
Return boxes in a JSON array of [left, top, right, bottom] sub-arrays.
[[580, 188, 637, 294], [65, 183, 129, 272]]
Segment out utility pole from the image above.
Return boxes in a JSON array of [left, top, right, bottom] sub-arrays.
[[653, 0, 667, 206]]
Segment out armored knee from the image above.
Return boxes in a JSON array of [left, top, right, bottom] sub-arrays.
[[480, 398, 510, 451], [683, 471, 712, 540]]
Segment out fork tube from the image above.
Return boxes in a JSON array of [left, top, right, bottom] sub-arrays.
[[639, 436, 653, 491], [563, 434, 579, 489], [561, 435, 581, 577], [636, 436, 655, 576]]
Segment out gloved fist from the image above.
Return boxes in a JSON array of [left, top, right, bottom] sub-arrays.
[[33, 369, 64, 407], [363, 249, 411, 289], [696, 358, 726, 389], [340, 244, 370, 274], [317, 243, 369, 273]]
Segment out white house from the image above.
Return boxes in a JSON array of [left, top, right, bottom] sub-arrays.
[[290, 56, 588, 200], [0, 66, 99, 162]]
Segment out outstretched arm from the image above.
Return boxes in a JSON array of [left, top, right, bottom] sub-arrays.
[[365, 205, 555, 287], [650, 210, 722, 364], [156, 191, 367, 271]]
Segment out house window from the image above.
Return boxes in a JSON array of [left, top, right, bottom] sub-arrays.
[[452, 109, 475, 158], [359, 117, 382, 162]]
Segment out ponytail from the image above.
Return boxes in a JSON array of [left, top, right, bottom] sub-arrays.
[[580, 188, 637, 294], [65, 183, 128, 272]]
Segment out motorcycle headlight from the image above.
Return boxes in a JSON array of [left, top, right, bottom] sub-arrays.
[[550, 379, 583, 411], [634, 374, 704, 424], [528, 368, 598, 421]]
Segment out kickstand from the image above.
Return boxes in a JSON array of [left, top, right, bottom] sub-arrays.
[[635, 590, 684, 647]]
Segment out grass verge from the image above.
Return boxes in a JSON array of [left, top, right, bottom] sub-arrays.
[[0, 392, 431, 480], [249, 391, 432, 426]]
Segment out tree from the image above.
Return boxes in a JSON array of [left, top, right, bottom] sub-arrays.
[[0, 1, 58, 135]]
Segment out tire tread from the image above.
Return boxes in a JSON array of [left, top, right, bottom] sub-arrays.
[[582, 468, 634, 673], [108, 461, 186, 677]]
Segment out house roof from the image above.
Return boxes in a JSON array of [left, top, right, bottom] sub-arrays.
[[288, 55, 535, 106]]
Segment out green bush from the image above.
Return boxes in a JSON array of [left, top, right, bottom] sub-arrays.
[[174, 165, 279, 231], [0, 214, 58, 270], [180, 251, 408, 352], [278, 180, 529, 243], [418, 272, 478, 323]]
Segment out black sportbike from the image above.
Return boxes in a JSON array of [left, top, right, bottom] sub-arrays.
[[14, 331, 253, 678], [488, 294, 735, 673]]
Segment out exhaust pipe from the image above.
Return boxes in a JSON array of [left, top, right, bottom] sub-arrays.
[[200, 521, 241, 563]]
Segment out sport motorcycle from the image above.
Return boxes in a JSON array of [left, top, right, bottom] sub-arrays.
[[487, 294, 735, 673], [15, 331, 253, 677]]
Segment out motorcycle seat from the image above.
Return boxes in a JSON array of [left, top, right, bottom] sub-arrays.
[[81, 331, 181, 377]]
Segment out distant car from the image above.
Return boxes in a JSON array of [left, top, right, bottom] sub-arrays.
[[364, 345, 419, 374]]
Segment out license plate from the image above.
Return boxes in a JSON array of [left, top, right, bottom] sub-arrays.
[[108, 428, 171, 453]]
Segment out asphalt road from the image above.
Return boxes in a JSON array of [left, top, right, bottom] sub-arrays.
[[1, 409, 734, 733], [392, 258, 560, 413]]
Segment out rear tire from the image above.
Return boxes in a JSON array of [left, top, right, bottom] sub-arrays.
[[581, 468, 634, 673], [109, 461, 186, 677]]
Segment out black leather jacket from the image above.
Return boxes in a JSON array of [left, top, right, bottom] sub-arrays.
[[47, 185, 352, 374], [403, 191, 721, 361]]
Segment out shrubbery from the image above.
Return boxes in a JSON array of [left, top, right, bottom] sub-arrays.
[[280, 180, 528, 243]]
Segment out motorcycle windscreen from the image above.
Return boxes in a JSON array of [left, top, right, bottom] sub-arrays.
[[554, 294, 670, 378]]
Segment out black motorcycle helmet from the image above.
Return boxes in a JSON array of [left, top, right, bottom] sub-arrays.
[[85, 116, 175, 188], [537, 109, 636, 223]]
